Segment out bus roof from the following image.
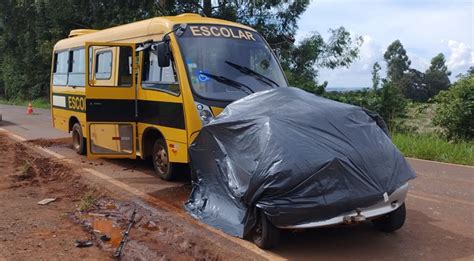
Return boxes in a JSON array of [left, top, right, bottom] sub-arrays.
[[54, 13, 256, 50]]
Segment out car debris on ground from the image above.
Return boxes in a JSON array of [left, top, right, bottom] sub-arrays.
[[37, 198, 56, 205], [74, 239, 93, 248], [113, 208, 137, 258]]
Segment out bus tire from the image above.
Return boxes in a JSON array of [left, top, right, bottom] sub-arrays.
[[72, 123, 86, 155], [152, 139, 177, 181]]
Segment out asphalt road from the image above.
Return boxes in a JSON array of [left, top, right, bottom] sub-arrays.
[[1, 104, 473, 260]]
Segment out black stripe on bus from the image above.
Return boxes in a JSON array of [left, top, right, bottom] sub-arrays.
[[86, 99, 135, 122], [86, 99, 185, 130], [137, 100, 185, 130]]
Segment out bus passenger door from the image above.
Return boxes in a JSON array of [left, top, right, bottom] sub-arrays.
[[85, 42, 137, 159]]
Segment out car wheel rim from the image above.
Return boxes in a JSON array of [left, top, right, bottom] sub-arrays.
[[154, 145, 169, 175]]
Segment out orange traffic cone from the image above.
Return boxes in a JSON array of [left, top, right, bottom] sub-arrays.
[[27, 103, 33, 115]]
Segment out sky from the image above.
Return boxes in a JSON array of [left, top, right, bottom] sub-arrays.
[[295, 0, 474, 88]]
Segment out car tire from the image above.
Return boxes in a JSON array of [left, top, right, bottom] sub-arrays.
[[252, 210, 280, 249], [152, 139, 177, 181], [372, 203, 406, 232], [72, 123, 86, 155]]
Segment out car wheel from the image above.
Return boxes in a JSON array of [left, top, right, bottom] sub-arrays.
[[252, 210, 280, 249], [152, 139, 177, 181], [372, 203, 406, 232], [72, 123, 86, 155]]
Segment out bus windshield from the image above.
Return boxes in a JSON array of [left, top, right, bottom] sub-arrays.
[[176, 24, 287, 101]]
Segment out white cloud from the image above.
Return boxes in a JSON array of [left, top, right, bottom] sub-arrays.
[[446, 40, 472, 71], [407, 52, 430, 72], [296, 0, 473, 87], [317, 34, 385, 88]]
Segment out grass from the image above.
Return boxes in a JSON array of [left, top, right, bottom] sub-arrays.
[[392, 132, 474, 166], [18, 162, 33, 180], [404, 102, 439, 134], [78, 191, 97, 212], [0, 97, 50, 109]]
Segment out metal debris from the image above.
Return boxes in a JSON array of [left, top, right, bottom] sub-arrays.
[[74, 239, 93, 248], [37, 198, 56, 205], [113, 208, 137, 259]]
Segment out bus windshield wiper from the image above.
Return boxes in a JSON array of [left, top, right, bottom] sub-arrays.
[[225, 61, 280, 88], [199, 72, 254, 95]]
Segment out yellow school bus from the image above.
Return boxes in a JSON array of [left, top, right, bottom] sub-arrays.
[[50, 13, 287, 180]]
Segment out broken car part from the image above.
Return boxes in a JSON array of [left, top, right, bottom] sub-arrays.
[[113, 208, 137, 259]]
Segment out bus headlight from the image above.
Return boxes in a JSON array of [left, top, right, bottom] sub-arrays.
[[195, 102, 213, 125]]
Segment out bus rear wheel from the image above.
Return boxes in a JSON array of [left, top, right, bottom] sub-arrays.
[[152, 139, 177, 181], [72, 123, 86, 155]]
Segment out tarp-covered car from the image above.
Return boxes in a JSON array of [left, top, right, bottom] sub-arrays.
[[185, 87, 416, 249]]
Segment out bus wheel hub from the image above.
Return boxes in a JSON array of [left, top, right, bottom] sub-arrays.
[[155, 147, 169, 174]]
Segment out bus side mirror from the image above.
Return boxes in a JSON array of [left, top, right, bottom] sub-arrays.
[[152, 42, 171, 68]]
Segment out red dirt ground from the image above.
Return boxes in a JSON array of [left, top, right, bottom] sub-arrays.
[[0, 133, 263, 260]]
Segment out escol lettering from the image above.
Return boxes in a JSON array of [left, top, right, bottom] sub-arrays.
[[68, 96, 85, 111]]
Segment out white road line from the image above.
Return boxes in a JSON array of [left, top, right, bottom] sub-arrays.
[[0, 127, 285, 261], [36, 146, 66, 159], [0, 128, 26, 141]]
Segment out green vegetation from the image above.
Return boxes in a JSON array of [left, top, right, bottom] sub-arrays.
[[392, 133, 473, 166], [18, 161, 33, 180], [326, 82, 474, 166], [433, 74, 474, 141], [78, 191, 97, 212], [0, 97, 50, 109], [326, 87, 474, 165], [0, 0, 361, 101], [0, 1, 471, 165]]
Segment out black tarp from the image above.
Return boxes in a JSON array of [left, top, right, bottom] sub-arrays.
[[185, 87, 416, 237]]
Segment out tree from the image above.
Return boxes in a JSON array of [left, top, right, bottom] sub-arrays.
[[378, 81, 407, 131], [371, 62, 381, 90], [0, 0, 362, 100], [467, 66, 474, 76], [384, 40, 411, 83], [0, 18, 4, 96], [433, 73, 473, 141], [455, 66, 474, 79], [282, 27, 362, 94], [424, 53, 451, 99], [399, 68, 428, 102], [168, 1, 362, 94]]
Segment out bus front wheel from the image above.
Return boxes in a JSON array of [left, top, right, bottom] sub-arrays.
[[72, 123, 86, 155], [152, 139, 177, 181]]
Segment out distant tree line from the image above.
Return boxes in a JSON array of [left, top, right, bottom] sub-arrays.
[[326, 39, 472, 141], [0, 0, 362, 100], [382, 40, 451, 103]]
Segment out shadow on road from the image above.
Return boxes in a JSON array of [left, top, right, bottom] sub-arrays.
[[274, 209, 473, 260], [0, 120, 17, 127]]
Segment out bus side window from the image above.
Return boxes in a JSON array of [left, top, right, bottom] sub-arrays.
[[53, 51, 69, 86], [141, 50, 179, 94], [68, 48, 85, 87], [95, 51, 112, 80], [118, 47, 132, 86]]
